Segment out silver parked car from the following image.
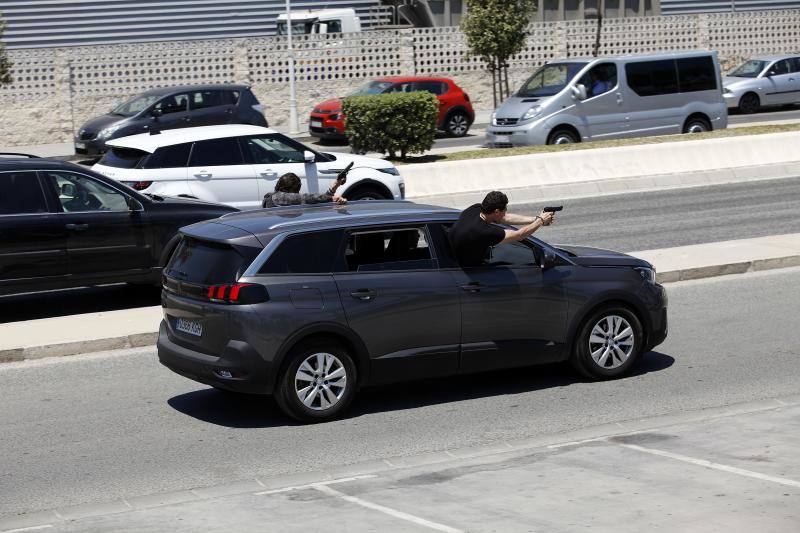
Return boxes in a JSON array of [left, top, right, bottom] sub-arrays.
[[723, 55, 800, 114], [486, 51, 728, 147]]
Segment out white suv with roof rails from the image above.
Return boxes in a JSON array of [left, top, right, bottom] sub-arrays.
[[92, 125, 404, 209]]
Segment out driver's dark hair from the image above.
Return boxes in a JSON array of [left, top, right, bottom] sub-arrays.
[[481, 191, 508, 214], [275, 173, 302, 194]]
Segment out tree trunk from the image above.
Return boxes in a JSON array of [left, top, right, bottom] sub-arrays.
[[490, 59, 498, 108]]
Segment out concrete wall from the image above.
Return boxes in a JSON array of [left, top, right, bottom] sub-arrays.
[[1, 9, 799, 146]]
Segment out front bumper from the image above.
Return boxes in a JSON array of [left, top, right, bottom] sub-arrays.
[[156, 321, 272, 394], [485, 122, 549, 148], [723, 89, 746, 109], [645, 284, 668, 351], [74, 137, 107, 156]]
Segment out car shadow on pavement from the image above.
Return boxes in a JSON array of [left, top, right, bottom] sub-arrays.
[[166, 351, 674, 428]]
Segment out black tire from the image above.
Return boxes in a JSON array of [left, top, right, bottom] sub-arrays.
[[682, 116, 711, 134], [570, 306, 644, 380], [547, 128, 579, 145], [738, 93, 760, 115], [274, 339, 357, 423], [444, 111, 470, 137], [348, 187, 388, 201]]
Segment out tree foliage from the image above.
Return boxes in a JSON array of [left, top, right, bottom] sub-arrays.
[[461, 0, 535, 106], [0, 15, 12, 86]]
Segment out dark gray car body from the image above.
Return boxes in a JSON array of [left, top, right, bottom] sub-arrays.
[[75, 84, 268, 156], [157, 202, 667, 395]]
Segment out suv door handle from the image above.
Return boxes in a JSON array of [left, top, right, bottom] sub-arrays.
[[350, 289, 377, 301], [616, 92, 623, 104], [194, 172, 212, 179], [460, 282, 483, 293], [65, 223, 89, 231], [259, 171, 277, 178]]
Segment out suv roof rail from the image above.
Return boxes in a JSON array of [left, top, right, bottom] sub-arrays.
[[0, 152, 40, 159]]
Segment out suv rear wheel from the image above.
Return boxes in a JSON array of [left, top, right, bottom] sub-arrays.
[[275, 339, 357, 422], [348, 186, 388, 201], [571, 306, 643, 380]]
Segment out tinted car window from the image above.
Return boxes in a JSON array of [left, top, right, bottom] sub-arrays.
[[153, 93, 189, 115], [790, 58, 800, 73], [142, 143, 192, 169], [625, 60, 678, 96], [191, 90, 224, 110], [167, 238, 257, 284], [0, 171, 48, 214], [242, 134, 305, 164], [488, 241, 539, 267], [345, 228, 433, 272], [226, 91, 241, 105], [677, 56, 717, 92], [259, 230, 345, 274], [768, 60, 790, 76], [42, 171, 129, 212], [98, 147, 149, 169], [415, 81, 448, 95], [188, 138, 244, 166]]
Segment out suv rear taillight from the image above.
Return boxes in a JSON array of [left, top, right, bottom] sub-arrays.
[[121, 180, 153, 191], [206, 283, 269, 304]]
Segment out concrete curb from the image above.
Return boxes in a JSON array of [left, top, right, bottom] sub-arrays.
[[1, 257, 798, 365]]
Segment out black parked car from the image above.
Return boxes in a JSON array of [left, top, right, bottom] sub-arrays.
[[157, 202, 668, 422], [75, 84, 268, 156], [0, 155, 237, 296]]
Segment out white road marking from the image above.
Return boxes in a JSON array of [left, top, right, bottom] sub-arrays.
[[253, 474, 377, 495], [618, 443, 800, 488], [312, 483, 464, 533], [2, 525, 53, 533]]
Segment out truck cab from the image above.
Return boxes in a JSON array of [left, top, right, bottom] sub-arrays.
[[276, 8, 361, 35]]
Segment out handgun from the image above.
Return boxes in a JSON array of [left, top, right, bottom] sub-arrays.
[[543, 205, 563, 213]]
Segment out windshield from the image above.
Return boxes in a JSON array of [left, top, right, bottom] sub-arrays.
[[276, 20, 314, 35], [349, 81, 394, 96], [517, 62, 588, 97], [112, 94, 161, 117], [728, 60, 767, 78]]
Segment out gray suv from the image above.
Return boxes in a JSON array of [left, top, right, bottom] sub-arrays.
[[157, 202, 668, 422], [75, 84, 268, 156]]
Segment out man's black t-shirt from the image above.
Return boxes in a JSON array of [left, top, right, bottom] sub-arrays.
[[449, 204, 506, 267]]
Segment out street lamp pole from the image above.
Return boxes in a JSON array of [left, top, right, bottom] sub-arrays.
[[285, 0, 299, 133]]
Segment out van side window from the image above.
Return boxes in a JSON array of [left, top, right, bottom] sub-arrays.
[[190, 90, 224, 110], [259, 230, 345, 274], [677, 56, 717, 92], [625, 60, 678, 97], [579, 63, 617, 97], [344, 228, 434, 272]]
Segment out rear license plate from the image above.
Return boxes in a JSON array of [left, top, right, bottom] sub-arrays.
[[311, 120, 323, 128], [74, 142, 86, 150], [175, 317, 203, 337], [493, 135, 510, 144]]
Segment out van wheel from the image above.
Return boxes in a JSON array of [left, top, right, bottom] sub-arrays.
[[274, 339, 357, 423], [547, 128, 579, 145], [570, 306, 644, 380], [738, 93, 760, 114], [444, 111, 470, 137], [683, 117, 711, 134]]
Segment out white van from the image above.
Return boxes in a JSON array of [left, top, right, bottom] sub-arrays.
[[92, 125, 404, 209], [486, 51, 728, 147]]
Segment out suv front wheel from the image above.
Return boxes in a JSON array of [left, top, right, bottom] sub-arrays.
[[275, 339, 357, 422], [571, 306, 643, 380]]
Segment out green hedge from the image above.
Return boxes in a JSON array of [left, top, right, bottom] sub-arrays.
[[342, 92, 439, 159]]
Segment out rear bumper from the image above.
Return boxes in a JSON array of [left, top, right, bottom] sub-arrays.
[[156, 320, 273, 394]]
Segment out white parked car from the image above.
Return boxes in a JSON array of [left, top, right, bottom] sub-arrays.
[[723, 55, 800, 114], [92, 125, 404, 209]]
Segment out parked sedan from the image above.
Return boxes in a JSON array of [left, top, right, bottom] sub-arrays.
[[75, 84, 268, 156], [723, 55, 800, 113], [0, 155, 236, 296], [157, 202, 668, 422], [310, 76, 475, 140]]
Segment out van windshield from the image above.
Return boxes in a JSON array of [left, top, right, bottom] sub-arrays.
[[728, 60, 768, 78], [517, 62, 588, 97]]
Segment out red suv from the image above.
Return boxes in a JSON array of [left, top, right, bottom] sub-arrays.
[[309, 76, 475, 140]]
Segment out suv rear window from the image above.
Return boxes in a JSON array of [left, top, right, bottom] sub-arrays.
[[0, 171, 48, 214], [98, 147, 149, 169], [259, 230, 345, 274], [166, 238, 257, 284]]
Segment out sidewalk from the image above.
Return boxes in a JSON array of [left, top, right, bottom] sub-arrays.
[[1, 233, 799, 363]]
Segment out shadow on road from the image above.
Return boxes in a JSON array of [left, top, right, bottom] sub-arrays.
[[167, 351, 674, 428], [0, 284, 161, 323]]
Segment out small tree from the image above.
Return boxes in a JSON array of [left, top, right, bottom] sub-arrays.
[[461, 0, 535, 107], [0, 14, 12, 86]]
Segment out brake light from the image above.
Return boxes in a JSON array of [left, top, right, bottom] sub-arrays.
[[463, 92, 470, 102], [205, 283, 269, 304], [122, 180, 153, 191]]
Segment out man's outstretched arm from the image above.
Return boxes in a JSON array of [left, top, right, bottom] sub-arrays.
[[500, 211, 555, 244]]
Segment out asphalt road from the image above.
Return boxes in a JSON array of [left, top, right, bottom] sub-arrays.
[[2, 267, 800, 518], [3, 176, 799, 323]]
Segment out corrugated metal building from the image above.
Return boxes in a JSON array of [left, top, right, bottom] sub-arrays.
[[0, 0, 383, 49], [660, 0, 800, 14]]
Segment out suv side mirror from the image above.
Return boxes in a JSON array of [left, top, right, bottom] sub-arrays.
[[150, 108, 162, 119], [303, 150, 316, 163], [571, 84, 588, 101], [541, 248, 557, 270], [127, 196, 144, 212]]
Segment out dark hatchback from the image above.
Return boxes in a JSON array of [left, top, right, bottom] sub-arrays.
[[0, 155, 236, 296], [157, 202, 668, 422], [75, 84, 268, 156]]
